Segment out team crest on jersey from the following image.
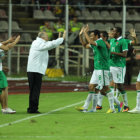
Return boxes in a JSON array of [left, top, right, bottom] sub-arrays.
[[116, 42, 119, 45]]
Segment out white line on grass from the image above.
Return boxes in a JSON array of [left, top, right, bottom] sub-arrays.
[[0, 135, 140, 139], [0, 100, 84, 128]]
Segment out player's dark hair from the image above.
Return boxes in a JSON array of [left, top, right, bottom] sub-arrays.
[[101, 31, 108, 39], [93, 30, 100, 38], [115, 27, 122, 35]]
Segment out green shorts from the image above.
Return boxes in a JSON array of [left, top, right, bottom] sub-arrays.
[[0, 71, 8, 94]]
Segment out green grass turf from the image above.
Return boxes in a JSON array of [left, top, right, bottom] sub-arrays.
[[0, 91, 140, 140]]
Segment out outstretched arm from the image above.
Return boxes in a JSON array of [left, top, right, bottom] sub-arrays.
[[83, 25, 97, 46], [1, 36, 17, 45], [0, 35, 20, 51], [6, 35, 20, 49], [0, 45, 9, 51], [79, 27, 87, 47]]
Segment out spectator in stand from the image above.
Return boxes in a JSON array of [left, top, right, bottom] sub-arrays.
[[70, 16, 83, 33], [40, 21, 54, 40], [54, 19, 65, 33], [69, 16, 83, 44], [53, 1, 63, 18]]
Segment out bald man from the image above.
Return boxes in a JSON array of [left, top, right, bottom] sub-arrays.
[[27, 31, 66, 113]]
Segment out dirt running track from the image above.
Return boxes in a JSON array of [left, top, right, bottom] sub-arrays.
[[8, 81, 89, 94], [7, 80, 136, 94]]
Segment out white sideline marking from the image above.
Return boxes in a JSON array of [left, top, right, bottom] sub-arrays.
[[0, 136, 140, 139], [0, 100, 84, 128]]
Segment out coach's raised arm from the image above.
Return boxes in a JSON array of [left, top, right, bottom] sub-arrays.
[[27, 31, 66, 114]]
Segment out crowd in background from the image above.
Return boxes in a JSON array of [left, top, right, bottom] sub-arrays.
[[19, 0, 140, 18], [19, 0, 140, 6]]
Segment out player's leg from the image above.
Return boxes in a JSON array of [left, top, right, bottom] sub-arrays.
[[87, 70, 101, 113], [0, 87, 8, 109], [129, 72, 140, 113], [136, 81, 140, 111], [96, 92, 103, 110], [95, 70, 115, 113], [113, 67, 129, 112], [116, 83, 129, 111], [88, 84, 99, 112], [76, 70, 97, 112], [110, 67, 124, 112], [0, 71, 16, 114], [101, 85, 115, 113]]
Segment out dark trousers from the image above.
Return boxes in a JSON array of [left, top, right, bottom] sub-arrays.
[[125, 62, 133, 85], [27, 72, 43, 112]]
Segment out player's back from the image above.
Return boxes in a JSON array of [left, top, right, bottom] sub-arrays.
[[91, 38, 110, 70]]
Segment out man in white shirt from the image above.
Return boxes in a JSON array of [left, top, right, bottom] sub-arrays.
[[27, 31, 66, 113], [0, 35, 20, 114]]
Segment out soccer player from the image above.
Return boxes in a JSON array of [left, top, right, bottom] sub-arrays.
[[128, 49, 140, 113], [76, 29, 107, 112], [95, 30, 123, 112], [96, 29, 114, 110], [75, 27, 95, 112], [0, 35, 20, 114], [109, 27, 130, 112], [77, 25, 115, 113], [97, 28, 138, 110]]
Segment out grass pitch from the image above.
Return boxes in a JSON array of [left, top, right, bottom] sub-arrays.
[[0, 91, 140, 140]]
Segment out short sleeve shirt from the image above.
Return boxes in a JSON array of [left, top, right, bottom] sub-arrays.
[[90, 38, 110, 70], [110, 37, 128, 67]]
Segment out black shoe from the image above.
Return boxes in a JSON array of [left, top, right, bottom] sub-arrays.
[[27, 110, 41, 114]]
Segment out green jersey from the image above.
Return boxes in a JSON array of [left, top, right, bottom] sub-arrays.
[[125, 39, 132, 45], [110, 37, 128, 67], [90, 38, 110, 70]]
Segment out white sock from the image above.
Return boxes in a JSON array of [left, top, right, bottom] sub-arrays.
[[121, 93, 128, 107], [115, 89, 120, 98], [97, 93, 104, 106], [107, 91, 115, 110], [136, 91, 140, 110], [110, 87, 114, 94], [114, 96, 120, 106], [83, 94, 93, 109], [92, 94, 98, 111]]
